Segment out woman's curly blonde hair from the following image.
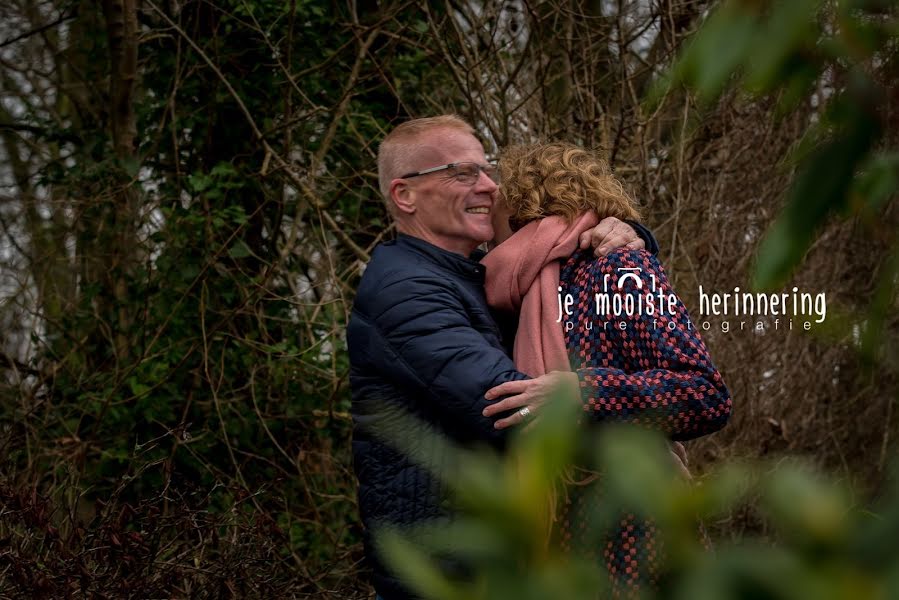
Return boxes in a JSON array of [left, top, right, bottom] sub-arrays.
[[498, 142, 640, 230]]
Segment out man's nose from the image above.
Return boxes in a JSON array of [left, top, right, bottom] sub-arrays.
[[474, 169, 498, 193]]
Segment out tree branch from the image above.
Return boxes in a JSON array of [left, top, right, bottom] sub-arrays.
[[0, 10, 78, 49]]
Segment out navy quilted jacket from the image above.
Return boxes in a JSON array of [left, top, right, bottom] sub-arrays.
[[348, 226, 659, 600], [348, 234, 526, 599]]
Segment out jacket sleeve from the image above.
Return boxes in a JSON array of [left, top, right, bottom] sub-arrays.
[[624, 220, 660, 255], [571, 249, 731, 441], [353, 273, 528, 445]]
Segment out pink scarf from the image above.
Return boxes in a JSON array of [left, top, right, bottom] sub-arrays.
[[481, 212, 599, 377]]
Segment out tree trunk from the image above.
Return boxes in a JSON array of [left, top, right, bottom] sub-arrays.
[[100, 0, 140, 362]]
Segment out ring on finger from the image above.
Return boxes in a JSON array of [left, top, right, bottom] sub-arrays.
[[518, 406, 532, 419]]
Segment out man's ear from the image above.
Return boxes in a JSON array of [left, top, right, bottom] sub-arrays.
[[389, 178, 416, 215]]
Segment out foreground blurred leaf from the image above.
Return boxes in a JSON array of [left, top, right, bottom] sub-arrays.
[[671, 2, 759, 103], [761, 462, 851, 547], [378, 529, 463, 600], [852, 152, 899, 218], [753, 91, 879, 288], [596, 425, 683, 517], [745, 0, 820, 94], [378, 404, 899, 600], [660, 0, 895, 296]]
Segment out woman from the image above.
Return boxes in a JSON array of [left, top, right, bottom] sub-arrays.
[[480, 142, 731, 597]]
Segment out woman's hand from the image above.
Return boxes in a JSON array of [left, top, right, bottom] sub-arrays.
[[669, 441, 692, 480], [483, 371, 580, 429]]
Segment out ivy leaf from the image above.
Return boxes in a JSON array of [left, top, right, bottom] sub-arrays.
[[188, 173, 212, 193], [128, 376, 151, 397], [229, 240, 252, 259]]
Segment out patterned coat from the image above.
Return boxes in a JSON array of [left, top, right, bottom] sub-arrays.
[[555, 248, 731, 597]]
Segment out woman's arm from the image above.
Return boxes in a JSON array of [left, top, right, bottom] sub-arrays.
[[569, 249, 730, 440], [485, 249, 731, 441]]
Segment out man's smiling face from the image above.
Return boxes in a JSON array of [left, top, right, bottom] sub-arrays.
[[396, 128, 498, 256]]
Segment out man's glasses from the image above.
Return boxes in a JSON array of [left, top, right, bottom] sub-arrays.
[[401, 161, 499, 185]]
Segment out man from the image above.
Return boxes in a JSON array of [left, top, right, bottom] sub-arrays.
[[347, 115, 656, 600]]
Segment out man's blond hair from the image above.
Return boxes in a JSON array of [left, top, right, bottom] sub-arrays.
[[377, 115, 475, 204]]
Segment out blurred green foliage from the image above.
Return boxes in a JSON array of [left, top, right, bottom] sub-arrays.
[[657, 0, 897, 362], [379, 399, 899, 600], [1, 0, 896, 596]]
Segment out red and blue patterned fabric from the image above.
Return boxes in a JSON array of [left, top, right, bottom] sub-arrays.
[[556, 247, 731, 597]]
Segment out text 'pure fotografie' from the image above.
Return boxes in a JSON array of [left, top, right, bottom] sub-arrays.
[[555, 267, 827, 333]]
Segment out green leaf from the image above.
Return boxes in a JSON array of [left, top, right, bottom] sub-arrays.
[[774, 59, 822, 116], [188, 172, 212, 193], [377, 529, 464, 600], [674, 2, 760, 102], [753, 98, 879, 289], [851, 152, 899, 217], [674, 544, 808, 600], [229, 240, 252, 259], [128, 376, 151, 397], [596, 426, 679, 517], [762, 463, 850, 547], [859, 243, 899, 363], [745, 0, 820, 94], [122, 155, 141, 178]]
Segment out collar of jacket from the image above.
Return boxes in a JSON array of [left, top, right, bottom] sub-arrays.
[[392, 233, 487, 282]]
